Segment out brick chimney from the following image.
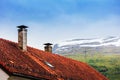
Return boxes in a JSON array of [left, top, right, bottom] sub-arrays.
[[17, 25, 28, 51], [44, 43, 53, 53]]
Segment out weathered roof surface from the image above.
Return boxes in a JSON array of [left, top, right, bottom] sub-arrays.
[[0, 38, 108, 80]]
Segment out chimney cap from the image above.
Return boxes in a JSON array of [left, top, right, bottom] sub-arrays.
[[44, 43, 53, 46], [17, 25, 28, 29]]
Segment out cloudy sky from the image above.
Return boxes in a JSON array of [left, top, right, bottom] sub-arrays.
[[0, 0, 120, 49]]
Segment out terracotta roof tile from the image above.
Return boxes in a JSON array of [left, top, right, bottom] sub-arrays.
[[0, 38, 108, 80]]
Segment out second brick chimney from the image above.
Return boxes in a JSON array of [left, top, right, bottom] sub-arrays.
[[17, 25, 28, 51], [44, 43, 53, 53]]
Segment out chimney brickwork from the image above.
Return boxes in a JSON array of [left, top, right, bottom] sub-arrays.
[[44, 43, 53, 53], [17, 25, 28, 51]]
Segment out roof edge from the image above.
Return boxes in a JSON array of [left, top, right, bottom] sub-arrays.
[[12, 73, 48, 80], [0, 64, 12, 76]]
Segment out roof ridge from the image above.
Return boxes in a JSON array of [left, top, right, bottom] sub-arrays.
[[0, 38, 17, 43]]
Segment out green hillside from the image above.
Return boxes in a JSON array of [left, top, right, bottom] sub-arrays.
[[63, 53, 120, 80]]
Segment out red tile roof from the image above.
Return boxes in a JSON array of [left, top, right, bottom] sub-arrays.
[[0, 38, 108, 80]]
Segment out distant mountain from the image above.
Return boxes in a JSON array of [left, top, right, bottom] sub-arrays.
[[53, 36, 120, 54]]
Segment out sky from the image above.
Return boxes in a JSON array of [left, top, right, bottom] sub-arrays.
[[0, 0, 120, 49]]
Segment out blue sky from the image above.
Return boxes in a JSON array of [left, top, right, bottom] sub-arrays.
[[0, 0, 120, 49]]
